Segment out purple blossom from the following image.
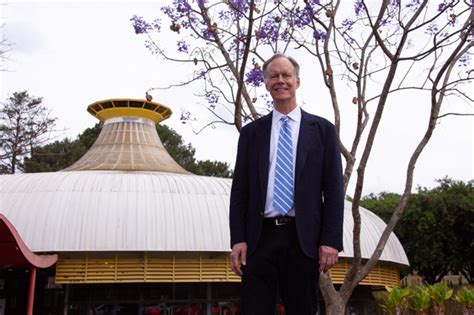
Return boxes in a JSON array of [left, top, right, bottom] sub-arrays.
[[341, 18, 354, 32], [177, 40, 189, 53], [338, 18, 356, 44], [458, 53, 470, 67], [245, 68, 264, 87], [425, 23, 439, 35], [152, 19, 162, 32], [229, 0, 249, 15], [229, 32, 246, 57], [218, 9, 232, 23], [405, 0, 421, 10], [294, 3, 315, 28], [130, 15, 152, 34], [313, 29, 327, 41], [205, 91, 219, 105], [161, 6, 179, 22], [175, 0, 191, 14], [438, 1, 448, 12], [161, 0, 192, 23], [440, 30, 449, 38], [379, 18, 389, 26], [195, 69, 206, 79], [202, 28, 214, 40], [258, 16, 280, 43], [144, 40, 160, 54], [354, 0, 363, 16], [180, 110, 192, 123]]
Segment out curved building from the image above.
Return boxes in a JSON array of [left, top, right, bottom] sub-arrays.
[[0, 98, 408, 314]]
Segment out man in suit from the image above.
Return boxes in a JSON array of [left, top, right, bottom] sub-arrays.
[[229, 53, 344, 315]]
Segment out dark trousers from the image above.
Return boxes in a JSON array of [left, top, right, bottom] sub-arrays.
[[241, 220, 318, 315]]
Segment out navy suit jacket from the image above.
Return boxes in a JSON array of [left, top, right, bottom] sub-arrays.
[[229, 109, 344, 259]]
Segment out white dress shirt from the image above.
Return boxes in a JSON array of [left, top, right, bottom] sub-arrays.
[[264, 107, 301, 218]]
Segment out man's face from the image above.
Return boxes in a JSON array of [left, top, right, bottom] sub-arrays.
[[264, 57, 300, 106]]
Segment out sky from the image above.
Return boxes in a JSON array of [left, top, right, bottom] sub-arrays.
[[1, 1, 473, 196]]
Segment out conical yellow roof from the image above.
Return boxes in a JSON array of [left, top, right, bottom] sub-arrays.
[[64, 98, 188, 173]]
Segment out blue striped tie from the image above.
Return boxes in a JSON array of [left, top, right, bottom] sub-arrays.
[[273, 116, 294, 216]]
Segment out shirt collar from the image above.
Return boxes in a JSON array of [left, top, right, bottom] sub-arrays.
[[273, 106, 301, 124]]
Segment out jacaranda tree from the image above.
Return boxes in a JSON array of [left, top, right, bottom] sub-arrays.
[[131, 0, 473, 313]]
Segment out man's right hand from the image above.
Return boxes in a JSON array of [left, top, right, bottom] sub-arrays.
[[230, 242, 247, 277]]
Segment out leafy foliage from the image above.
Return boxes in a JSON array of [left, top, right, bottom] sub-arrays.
[[23, 123, 101, 173], [381, 286, 411, 315], [361, 178, 474, 284], [156, 123, 197, 172], [455, 287, 474, 314], [427, 282, 453, 315], [409, 286, 431, 314], [382, 284, 473, 315], [0, 91, 57, 174], [195, 160, 233, 178]]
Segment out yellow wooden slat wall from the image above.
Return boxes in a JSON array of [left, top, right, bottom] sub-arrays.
[[56, 253, 241, 284], [56, 254, 400, 286], [329, 260, 400, 286]]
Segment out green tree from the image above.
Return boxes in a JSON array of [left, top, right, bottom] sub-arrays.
[[195, 160, 233, 178], [76, 122, 102, 149], [23, 138, 85, 173], [0, 91, 56, 174], [157, 125, 232, 177], [156, 124, 198, 172], [360, 192, 402, 223], [407, 179, 473, 284], [361, 178, 474, 284], [23, 123, 101, 173]]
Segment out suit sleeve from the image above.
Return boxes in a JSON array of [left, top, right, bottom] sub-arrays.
[[320, 122, 344, 251], [229, 126, 250, 248]]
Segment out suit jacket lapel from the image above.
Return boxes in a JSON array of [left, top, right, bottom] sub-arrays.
[[257, 113, 272, 195], [295, 110, 315, 182]]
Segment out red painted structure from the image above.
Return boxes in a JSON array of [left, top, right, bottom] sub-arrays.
[[0, 214, 58, 314]]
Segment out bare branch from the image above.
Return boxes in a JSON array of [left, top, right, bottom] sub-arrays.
[[437, 112, 474, 119]]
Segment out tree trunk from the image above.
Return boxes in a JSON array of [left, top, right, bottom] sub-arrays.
[[320, 274, 348, 315], [324, 299, 346, 315]]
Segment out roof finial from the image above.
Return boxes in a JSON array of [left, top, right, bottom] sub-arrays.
[[146, 91, 153, 102]]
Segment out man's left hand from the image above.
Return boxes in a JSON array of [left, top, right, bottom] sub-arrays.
[[319, 245, 339, 273]]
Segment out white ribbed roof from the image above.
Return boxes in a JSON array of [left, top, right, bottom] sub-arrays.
[[0, 171, 408, 266], [0, 171, 230, 252], [340, 200, 408, 266]]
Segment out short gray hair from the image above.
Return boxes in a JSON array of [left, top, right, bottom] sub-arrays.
[[262, 53, 300, 81]]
